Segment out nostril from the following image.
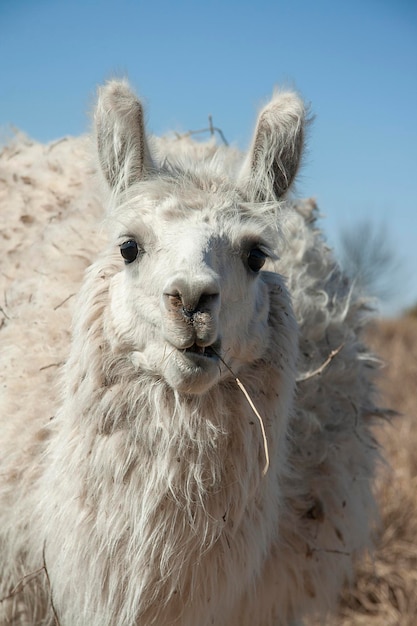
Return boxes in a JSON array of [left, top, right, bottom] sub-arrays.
[[163, 291, 183, 312], [196, 292, 220, 311]]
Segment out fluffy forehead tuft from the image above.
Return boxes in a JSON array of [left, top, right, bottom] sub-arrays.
[[105, 178, 282, 256], [105, 166, 286, 251]]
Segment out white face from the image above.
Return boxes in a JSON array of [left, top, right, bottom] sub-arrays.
[[106, 193, 276, 395]]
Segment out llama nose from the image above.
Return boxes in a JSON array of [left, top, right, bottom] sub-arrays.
[[162, 276, 220, 317]]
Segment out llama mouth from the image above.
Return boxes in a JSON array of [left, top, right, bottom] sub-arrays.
[[183, 342, 220, 360]]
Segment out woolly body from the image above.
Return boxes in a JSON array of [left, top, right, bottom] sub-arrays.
[[0, 82, 380, 625]]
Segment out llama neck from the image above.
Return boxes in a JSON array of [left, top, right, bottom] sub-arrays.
[[60, 357, 281, 503], [45, 369, 286, 625]]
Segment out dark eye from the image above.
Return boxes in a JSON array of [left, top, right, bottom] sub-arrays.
[[247, 248, 267, 272], [120, 240, 139, 264]]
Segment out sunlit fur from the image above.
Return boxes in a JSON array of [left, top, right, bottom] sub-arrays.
[[0, 81, 382, 625]]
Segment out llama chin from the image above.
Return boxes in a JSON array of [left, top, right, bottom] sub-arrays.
[[166, 345, 221, 393]]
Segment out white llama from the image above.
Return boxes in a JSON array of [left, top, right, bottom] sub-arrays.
[[0, 80, 381, 625]]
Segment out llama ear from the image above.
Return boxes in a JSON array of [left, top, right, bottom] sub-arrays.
[[240, 91, 307, 201], [95, 80, 154, 191]]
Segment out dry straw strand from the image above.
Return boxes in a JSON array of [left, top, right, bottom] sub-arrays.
[[296, 344, 344, 383], [235, 376, 270, 476], [213, 349, 270, 476]]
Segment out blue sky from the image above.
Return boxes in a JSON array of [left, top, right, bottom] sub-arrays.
[[1, 0, 416, 315]]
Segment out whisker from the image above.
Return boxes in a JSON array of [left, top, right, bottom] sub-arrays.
[[130, 344, 178, 380], [160, 345, 178, 373]]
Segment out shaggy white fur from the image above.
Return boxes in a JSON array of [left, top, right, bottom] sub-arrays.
[[0, 81, 381, 626]]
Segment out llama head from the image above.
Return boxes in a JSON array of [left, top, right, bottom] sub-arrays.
[[94, 80, 305, 395]]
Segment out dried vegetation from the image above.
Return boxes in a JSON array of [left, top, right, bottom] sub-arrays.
[[336, 314, 417, 625]]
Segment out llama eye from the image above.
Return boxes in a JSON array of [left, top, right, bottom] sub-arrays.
[[120, 240, 139, 264], [247, 248, 267, 272]]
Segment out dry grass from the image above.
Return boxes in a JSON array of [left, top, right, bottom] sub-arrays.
[[336, 314, 417, 625]]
